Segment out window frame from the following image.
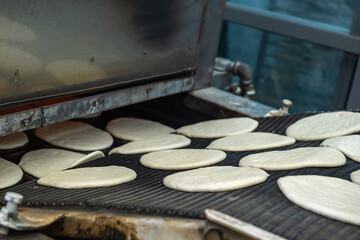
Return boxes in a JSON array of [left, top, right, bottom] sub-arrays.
[[223, 1, 360, 110]]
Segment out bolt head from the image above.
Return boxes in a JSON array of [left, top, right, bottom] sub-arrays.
[[4, 192, 23, 204]]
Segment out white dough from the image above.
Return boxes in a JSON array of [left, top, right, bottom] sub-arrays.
[[0, 157, 23, 189], [38, 166, 136, 189], [19, 148, 105, 178], [140, 149, 226, 170], [239, 147, 345, 171], [321, 135, 360, 162], [207, 132, 295, 152], [109, 134, 191, 155], [0, 132, 28, 150], [106, 117, 174, 141], [34, 121, 113, 151], [176, 117, 258, 138], [278, 175, 360, 226], [164, 166, 269, 192], [286, 111, 360, 141], [350, 169, 360, 184]]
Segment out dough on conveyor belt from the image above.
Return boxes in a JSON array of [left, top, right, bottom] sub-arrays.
[[286, 111, 360, 141], [278, 175, 360, 226], [350, 169, 360, 184], [0, 157, 23, 189], [239, 147, 345, 170], [321, 135, 360, 162], [164, 166, 269, 192], [109, 134, 190, 155], [0, 132, 28, 150], [140, 149, 226, 170], [207, 132, 295, 151], [176, 117, 258, 138], [106, 117, 174, 141], [19, 148, 105, 178], [34, 121, 113, 151], [37, 166, 136, 189]]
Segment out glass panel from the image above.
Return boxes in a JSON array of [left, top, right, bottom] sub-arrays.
[[228, 0, 357, 33], [218, 22, 346, 113]]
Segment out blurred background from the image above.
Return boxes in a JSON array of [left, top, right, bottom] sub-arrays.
[[218, 0, 360, 113]]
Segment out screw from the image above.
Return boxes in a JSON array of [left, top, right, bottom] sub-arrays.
[[0, 192, 23, 235], [89, 57, 95, 63]]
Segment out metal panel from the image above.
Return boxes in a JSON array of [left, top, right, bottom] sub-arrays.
[[0, 0, 205, 109], [346, 59, 360, 109], [224, 2, 360, 54], [194, 0, 226, 89], [0, 77, 194, 136]]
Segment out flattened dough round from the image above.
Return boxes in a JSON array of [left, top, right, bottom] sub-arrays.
[[19, 148, 105, 178], [37, 166, 136, 189], [176, 117, 258, 138], [164, 166, 269, 192], [350, 169, 360, 184], [321, 135, 360, 162], [0, 157, 23, 189], [208, 132, 295, 151], [239, 147, 345, 170], [106, 117, 174, 141], [140, 149, 226, 170], [286, 111, 360, 141], [34, 121, 113, 151], [0, 132, 28, 150], [278, 175, 360, 226], [109, 134, 191, 155]]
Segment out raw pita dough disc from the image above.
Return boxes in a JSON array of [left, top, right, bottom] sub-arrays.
[[140, 149, 226, 170], [106, 117, 174, 141], [207, 132, 295, 151], [19, 148, 105, 178], [164, 166, 269, 192], [0, 132, 28, 150], [176, 117, 258, 138], [109, 134, 191, 155], [321, 135, 360, 162], [34, 121, 113, 151], [239, 147, 345, 170], [37, 166, 136, 189], [278, 175, 360, 226], [350, 170, 360, 184], [0, 157, 23, 189], [286, 111, 360, 141]]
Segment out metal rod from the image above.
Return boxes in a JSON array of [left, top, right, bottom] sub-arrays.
[[224, 2, 360, 54], [0, 77, 194, 136]]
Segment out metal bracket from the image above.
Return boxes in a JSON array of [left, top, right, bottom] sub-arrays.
[[0, 192, 62, 235], [264, 99, 292, 117], [203, 209, 285, 240]]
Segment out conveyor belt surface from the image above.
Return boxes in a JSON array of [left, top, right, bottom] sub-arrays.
[[1, 109, 360, 240]]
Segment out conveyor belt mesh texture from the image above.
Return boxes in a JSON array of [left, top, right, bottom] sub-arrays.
[[1, 112, 360, 240]]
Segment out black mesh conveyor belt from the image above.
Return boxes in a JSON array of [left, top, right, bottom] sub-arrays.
[[1, 112, 360, 240]]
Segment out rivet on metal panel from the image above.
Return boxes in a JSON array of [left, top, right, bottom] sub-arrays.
[[146, 87, 153, 94], [21, 119, 30, 127], [143, 51, 147, 55], [89, 57, 95, 63], [93, 100, 100, 108]]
